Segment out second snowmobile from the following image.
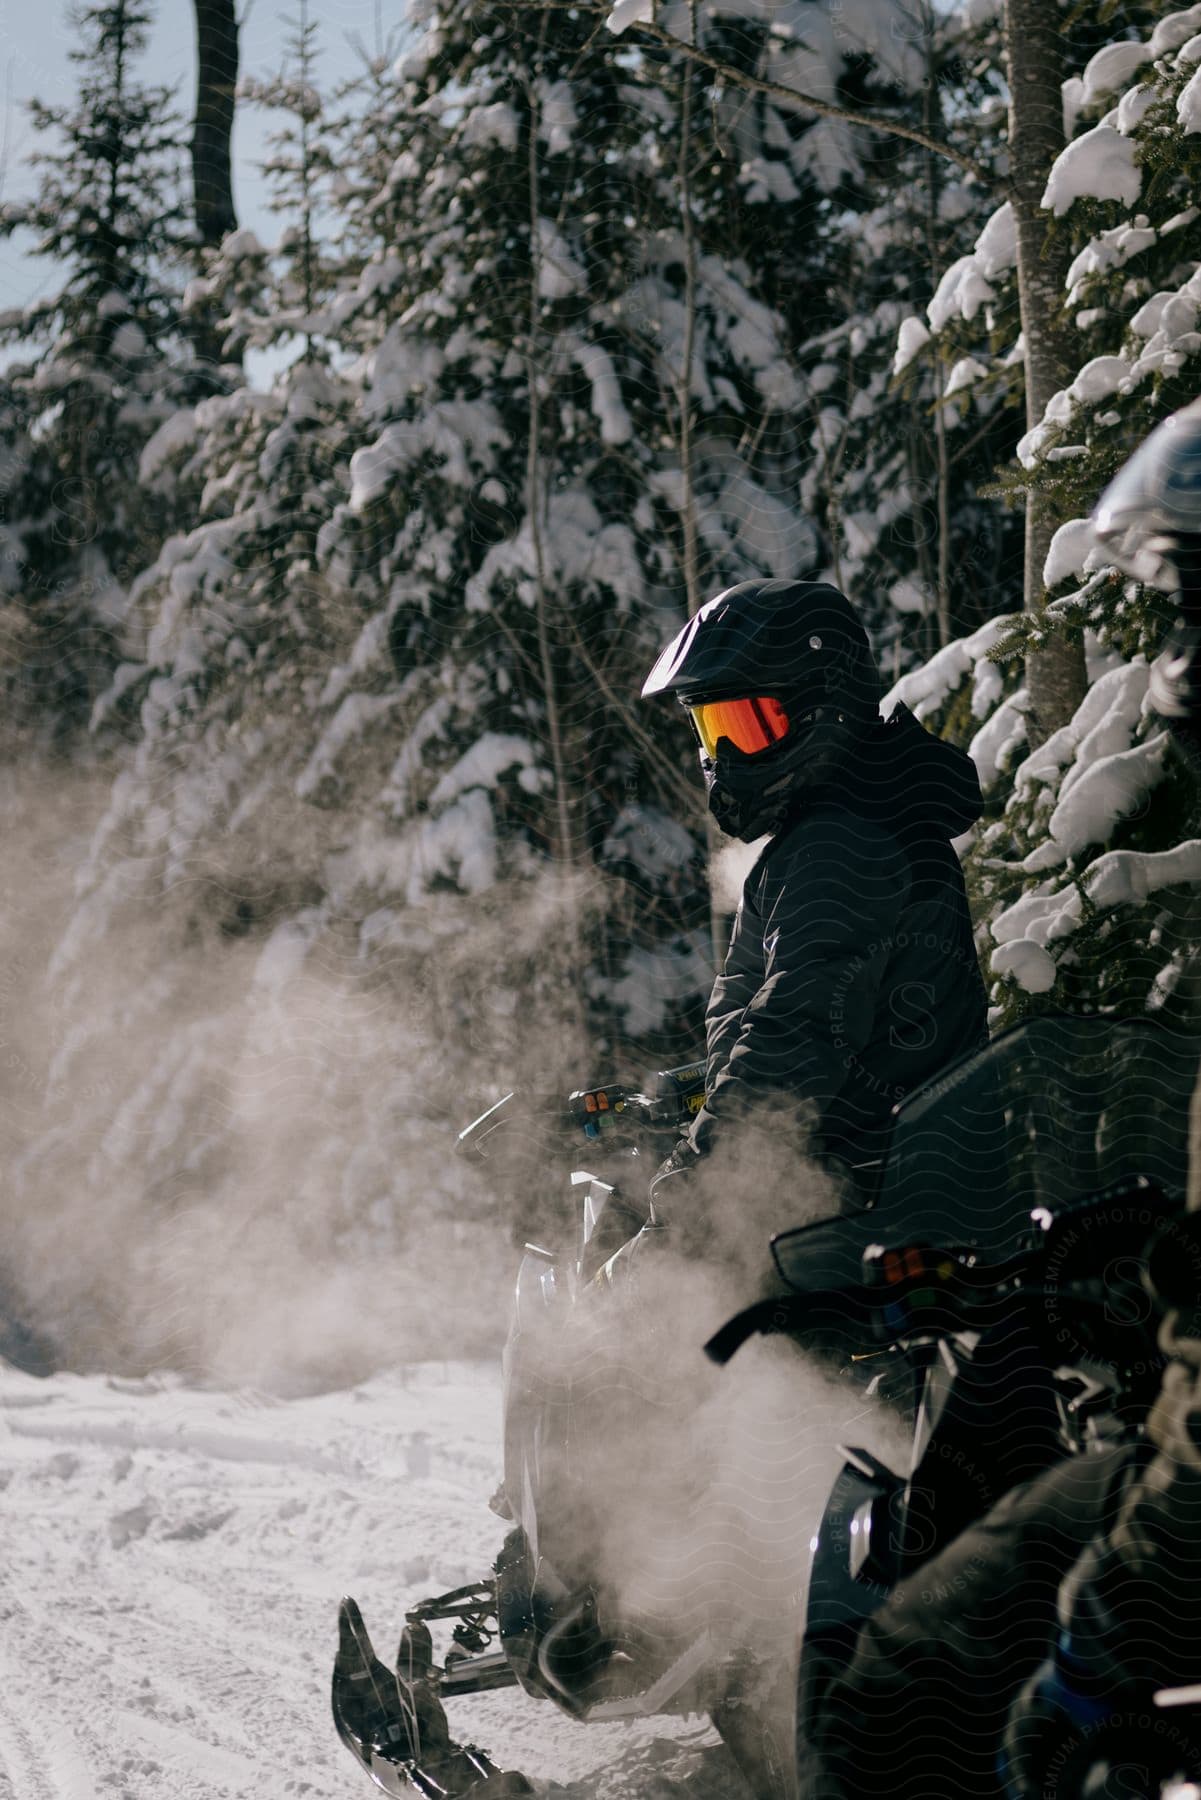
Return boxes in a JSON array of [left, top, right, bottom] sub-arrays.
[[711, 1011, 1201, 1798]]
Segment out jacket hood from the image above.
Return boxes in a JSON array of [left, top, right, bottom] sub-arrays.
[[811, 702, 983, 842]]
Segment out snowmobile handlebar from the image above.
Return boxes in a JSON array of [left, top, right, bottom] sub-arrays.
[[563, 1058, 708, 1143], [705, 1291, 871, 1365], [703, 1248, 1029, 1367], [705, 1247, 1140, 1367], [855, 1185, 1181, 1348], [455, 1061, 707, 1162], [710, 1177, 1182, 1365]]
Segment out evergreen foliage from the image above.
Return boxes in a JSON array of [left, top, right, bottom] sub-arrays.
[[16, 0, 1201, 1325], [872, 3, 1201, 1036], [806, 4, 1021, 668], [90, 8, 355, 936], [0, 0, 198, 729], [82, 0, 972, 1077]]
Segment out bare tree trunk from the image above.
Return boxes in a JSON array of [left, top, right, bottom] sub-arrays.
[[526, 55, 572, 878], [191, 0, 239, 368], [1004, 0, 1087, 744], [920, 13, 953, 648], [675, 4, 729, 972], [193, 0, 238, 245], [524, 27, 589, 1050], [677, 7, 701, 624]]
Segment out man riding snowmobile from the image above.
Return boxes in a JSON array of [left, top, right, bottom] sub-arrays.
[[330, 577, 995, 1800], [641, 577, 988, 1229]]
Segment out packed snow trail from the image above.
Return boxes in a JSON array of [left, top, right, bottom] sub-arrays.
[[0, 1360, 746, 1800]]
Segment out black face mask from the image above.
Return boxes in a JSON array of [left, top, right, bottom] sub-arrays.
[[701, 747, 796, 842], [700, 709, 867, 843]]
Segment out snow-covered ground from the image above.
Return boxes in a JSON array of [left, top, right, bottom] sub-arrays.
[[0, 1358, 744, 1800]]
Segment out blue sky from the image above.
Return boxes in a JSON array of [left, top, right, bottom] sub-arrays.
[[0, 0, 406, 314]]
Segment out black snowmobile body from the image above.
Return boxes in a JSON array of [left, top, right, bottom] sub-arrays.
[[710, 1014, 1201, 1797]]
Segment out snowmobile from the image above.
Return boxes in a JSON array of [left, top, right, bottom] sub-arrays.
[[710, 1011, 1201, 1797], [333, 1058, 814, 1798], [331, 1014, 1200, 1800]]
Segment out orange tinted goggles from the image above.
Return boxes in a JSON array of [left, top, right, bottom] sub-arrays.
[[689, 696, 790, 759]]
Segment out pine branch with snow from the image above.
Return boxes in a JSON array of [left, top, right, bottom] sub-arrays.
[[0, 0, 204, 730]]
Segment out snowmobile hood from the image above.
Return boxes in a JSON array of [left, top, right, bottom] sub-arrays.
[[808, 702, 984, 843]]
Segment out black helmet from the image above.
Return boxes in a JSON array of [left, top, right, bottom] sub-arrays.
[[641, 578, 882, 841]]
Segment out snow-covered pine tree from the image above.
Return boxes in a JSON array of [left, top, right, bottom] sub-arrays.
[[18, 17, 503, 1384], [888, 4, 1201, 1028], [644, 2, 914, 629], [299, 0, 1023, 1063], [272, 0, 881, 1067], [0, 0, 196, 732], [86, 3, 354, 928], [239, 2, 339, 360], [76, 0, 1069, 1077], [790, 0, 1023, 671], [298, 0, 718, 1067], [620, 3, 1022, 678], [324, 25, 408, 301]]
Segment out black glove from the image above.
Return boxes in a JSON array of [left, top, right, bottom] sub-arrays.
[[1001, 1638, 1149, 1799], [648, 1138, 701, 1219]]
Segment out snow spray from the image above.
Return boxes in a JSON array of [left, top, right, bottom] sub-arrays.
[[0, 765, 601, 1390]]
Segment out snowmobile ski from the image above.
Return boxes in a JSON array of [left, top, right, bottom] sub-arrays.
[[332, 1597, 533, 1798]]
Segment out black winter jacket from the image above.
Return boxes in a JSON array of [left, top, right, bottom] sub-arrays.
[[687, 703, 988, 1171]]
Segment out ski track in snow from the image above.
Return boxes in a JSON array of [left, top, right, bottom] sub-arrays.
[[0, 1361, 747, 1800]]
